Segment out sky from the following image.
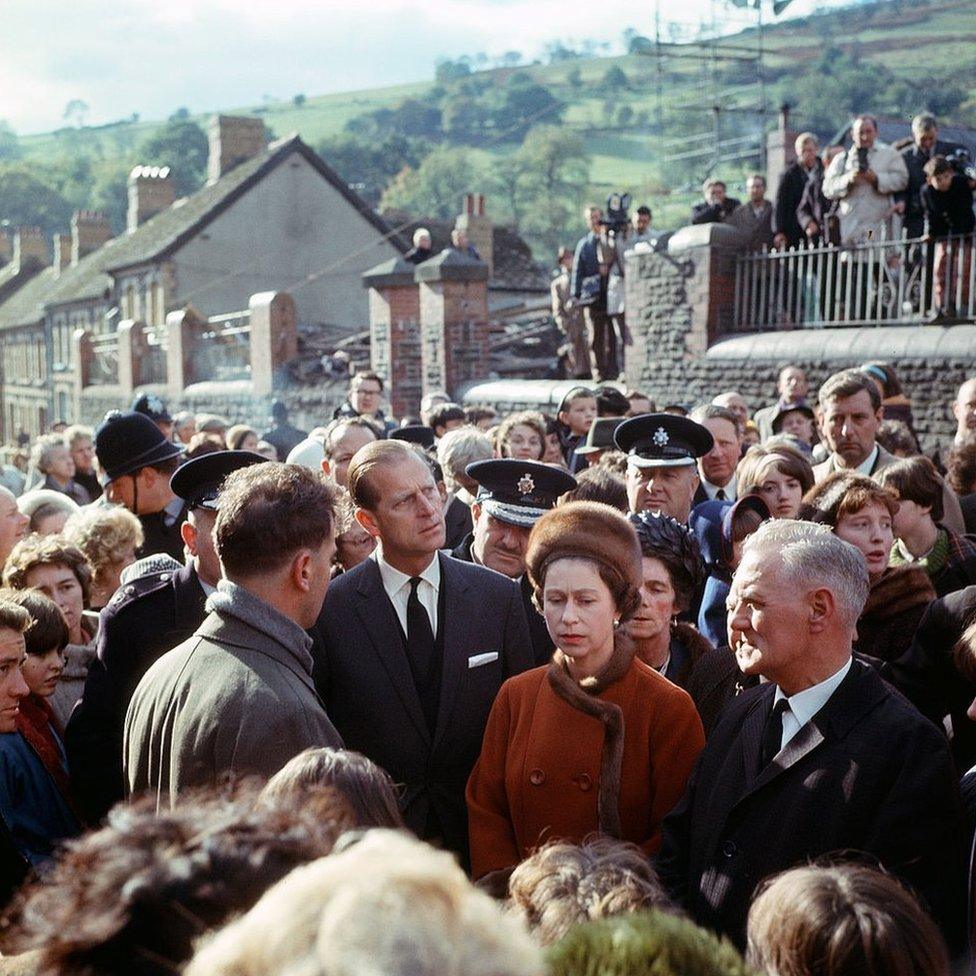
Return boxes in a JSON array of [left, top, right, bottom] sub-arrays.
[[1, 0, 851, 135]]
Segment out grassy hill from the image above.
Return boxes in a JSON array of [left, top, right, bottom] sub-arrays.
[[9, 0, 976, 235]]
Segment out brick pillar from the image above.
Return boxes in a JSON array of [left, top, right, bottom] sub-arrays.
[[117, 319, 148, 394], [363, 256, 422, 419], [415, 250, 491, 399], [249, 291, 296, 396], [623, 222, 745, 401], [166, 306, 206, 397]]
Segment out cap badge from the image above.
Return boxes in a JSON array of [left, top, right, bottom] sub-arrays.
[[517, 473, 536, 495], [146, 394, 164, 413], [653, 426, 669, 447]]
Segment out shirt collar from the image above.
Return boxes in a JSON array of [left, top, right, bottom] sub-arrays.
[[375, 547, 440, 594], [853, 444, 880, 477], [773, 657, 853, 726], [702, 474, 736, 499]]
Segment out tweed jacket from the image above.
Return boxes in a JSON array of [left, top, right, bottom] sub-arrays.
[[124, 582, 341, 808], [467, 639, 704, 880], [657, 659, 967, 951]]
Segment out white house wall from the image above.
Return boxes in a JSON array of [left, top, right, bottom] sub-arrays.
[[170, 152, 401, 328]]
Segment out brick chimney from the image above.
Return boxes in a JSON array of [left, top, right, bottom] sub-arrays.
[[71, 211, 112, 265], [13, 227, 48, 272], [53, 233, 72, 277], [0, 229, 11, 266], [455, 193, 493, 277], [765, 104, 799, 205], [127, 165, 176, 232], [207, 115, 266, 184]]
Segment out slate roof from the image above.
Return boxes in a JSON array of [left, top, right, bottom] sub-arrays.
[[0, 259, 46, 307], [0, 133, 405, 327], [387, 215, 549, 294], [104, 134, 405, 273]]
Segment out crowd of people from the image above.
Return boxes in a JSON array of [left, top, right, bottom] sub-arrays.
[[0, 354, 974, 974]]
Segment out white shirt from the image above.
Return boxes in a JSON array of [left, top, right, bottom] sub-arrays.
[[771, 657, 853, 752], [853, 444, 880, 477], [701, 475, 737, 502], [375, 547, 440, 638]]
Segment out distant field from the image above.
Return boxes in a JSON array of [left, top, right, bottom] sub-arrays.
[[12, 0, 976, 228]]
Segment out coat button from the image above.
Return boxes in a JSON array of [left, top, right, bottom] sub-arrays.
[[723, 841, 737, 858], [529, 769, 546, 786], [577, 773, 592, 791]]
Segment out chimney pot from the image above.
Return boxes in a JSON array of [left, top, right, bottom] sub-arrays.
[[455, 193, 493, 277], [207, 115, 266, 184], [127, 164, 176, 233]]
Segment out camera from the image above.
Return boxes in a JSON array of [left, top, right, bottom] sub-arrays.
[[856, 147, 869, 172], [601, 192, 631, 236], [945, 148, 976, 181]]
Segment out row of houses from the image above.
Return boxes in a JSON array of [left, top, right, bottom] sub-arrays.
[[0, 115, 548, 440]]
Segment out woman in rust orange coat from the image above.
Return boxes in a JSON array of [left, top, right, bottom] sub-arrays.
[[466, 501, 705, 883]]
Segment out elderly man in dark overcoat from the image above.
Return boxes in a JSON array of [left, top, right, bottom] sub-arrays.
[[657, 519, 966, 955], [125, 463, 342, 808], [311, 440, 533, 866]]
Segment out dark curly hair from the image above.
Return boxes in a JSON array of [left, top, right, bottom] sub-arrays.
[[628, 512, 706, 613], [6, 786, 343, 976]]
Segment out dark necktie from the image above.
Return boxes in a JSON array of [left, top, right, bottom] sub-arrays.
[[716, 488, 727, 501], [760, 698, 791, 769], [406, 577, 435, 691]]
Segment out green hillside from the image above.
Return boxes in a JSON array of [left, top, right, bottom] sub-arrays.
[[4, 0, 976, 250]]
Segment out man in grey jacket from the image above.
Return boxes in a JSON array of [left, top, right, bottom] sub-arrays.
[[124, 463, 342, 808]]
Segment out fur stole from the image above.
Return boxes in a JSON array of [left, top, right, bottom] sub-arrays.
[[861, 565, 935, 623], [547, 632, 635, 839]]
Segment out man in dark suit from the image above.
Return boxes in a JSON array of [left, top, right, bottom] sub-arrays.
[[657, 520, 967, 953], [451, 459, 576, 665], [691, 179, 740, 225], [65, 450, 266, 823], [312, 441, 533, 865], [895, 113, 966, 240], [773, 133, 823, 250]]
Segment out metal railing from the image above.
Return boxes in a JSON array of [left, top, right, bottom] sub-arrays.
[[732, 232, 976, 332], [194, 309, 251, 383]]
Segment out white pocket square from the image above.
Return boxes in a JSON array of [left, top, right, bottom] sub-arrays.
[[468, 652, 499, 669]]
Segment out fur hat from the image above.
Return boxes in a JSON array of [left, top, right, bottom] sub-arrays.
[[526, 501, 642, 620]]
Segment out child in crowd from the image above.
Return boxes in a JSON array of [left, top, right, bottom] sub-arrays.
[[0, 588, 81, 865], [556, 387, 598, 473]]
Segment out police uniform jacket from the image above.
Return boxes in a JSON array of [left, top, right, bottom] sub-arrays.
[[451, 533, 553, 667], [657, 659, 967, 952], [65, 562, 208, 823], [137, 503, 189, 563]]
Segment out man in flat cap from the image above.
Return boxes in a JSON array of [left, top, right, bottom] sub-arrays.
[[453, 459, 577, 665], [66, 450, 265, 823], [95, 411, 187, 562], [615, 413, 714, 525]]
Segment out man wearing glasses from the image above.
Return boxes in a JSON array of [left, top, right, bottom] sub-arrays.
[[333, 371, 397, 437]]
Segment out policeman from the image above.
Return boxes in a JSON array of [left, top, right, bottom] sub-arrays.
[[132, 392, 175, 442], [615, 413, 713, 524], [95, 411, 186, 562], [65, 450, 266, 823], [452, 458, 576, 665]]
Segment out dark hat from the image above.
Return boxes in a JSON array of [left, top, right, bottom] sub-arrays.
[[466, 459, 577, 528], [575, 417, 625, 456], [94, 411, 184, 485], [390, 425, 436, 449], [131, 393, 172, 424], [614, 413, 713, 469], [771, 402, 816, 434], [170, 450, 267, 510]]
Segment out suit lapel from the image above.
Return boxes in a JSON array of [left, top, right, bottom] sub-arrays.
[[738, 687, 773, 795], [748, 720, 825, 797], [432, 554, 469, 752], [355, 560, 431, 745]]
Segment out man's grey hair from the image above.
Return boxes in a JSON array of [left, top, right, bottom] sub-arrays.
[[436, 427, 492, 492], [794, 131, 819, 154], [321, 417, 378, 459], [413, 227, 431, 246], [912, 113, 938, 135], [30, 434, 68, 474], [62, 424, 92, 449], [742, 520, 869, 631]]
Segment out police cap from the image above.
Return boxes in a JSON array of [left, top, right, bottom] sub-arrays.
[[465, 459, 577, 528], [614, 413, 713, 469], [169, 450, 267, 510], [131, 392, 173, 424], [94, 411, 184, 486]]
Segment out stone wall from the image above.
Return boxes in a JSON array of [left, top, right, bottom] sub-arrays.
[[623, 235, 976, 456]]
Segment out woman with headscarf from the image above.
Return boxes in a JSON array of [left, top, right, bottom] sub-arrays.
[[466, 502, 704, 885]]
